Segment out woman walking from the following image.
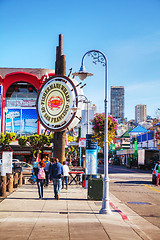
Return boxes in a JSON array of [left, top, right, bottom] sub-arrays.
[[37, 161, 46, 199]]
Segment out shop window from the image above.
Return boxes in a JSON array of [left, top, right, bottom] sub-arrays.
[[5, 82, 38, 137]]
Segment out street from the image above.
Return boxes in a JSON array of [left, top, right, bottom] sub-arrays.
[[98, 164, 160, 228]]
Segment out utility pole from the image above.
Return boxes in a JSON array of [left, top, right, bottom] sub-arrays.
[[53, 34, 66, 163]]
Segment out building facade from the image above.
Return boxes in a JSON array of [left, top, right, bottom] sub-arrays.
[[0, 68, 55, 161], [0, 68, 55, 136], [110, 86, 124, 120], [135, 104, 147, 123]]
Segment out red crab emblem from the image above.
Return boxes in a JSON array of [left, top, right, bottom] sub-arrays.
[[48, 96, 63, 110]]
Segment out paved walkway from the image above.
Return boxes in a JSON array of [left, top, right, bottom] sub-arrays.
[[0, 182, 160, 240]]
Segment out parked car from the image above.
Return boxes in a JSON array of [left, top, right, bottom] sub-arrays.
[[0, 159, 32, 174], [12, 159, 20, 163], [112, 157, 120, 165], [22, 162, 33, 174], [152, 163, 159, 184], [0, 159, 20, 172], [0, 159, 22, 173], [98, 159, 104, 165]]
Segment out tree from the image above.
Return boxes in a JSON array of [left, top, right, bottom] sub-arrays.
[[0, 132, 16, 151], [91, 113, 118, 148], [18, 133, 54, 158]]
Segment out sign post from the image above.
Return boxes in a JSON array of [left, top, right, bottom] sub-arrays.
[[86, 134, 97, 175]]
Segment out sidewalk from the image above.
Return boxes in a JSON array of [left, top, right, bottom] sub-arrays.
[[0, 182, 160, 240]]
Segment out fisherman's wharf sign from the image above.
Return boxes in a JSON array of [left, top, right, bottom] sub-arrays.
[[37, 75, 77, 131]]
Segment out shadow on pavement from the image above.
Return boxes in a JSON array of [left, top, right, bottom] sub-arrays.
[[5, 197, 87, 201], [114, 180, 152, 185], [0, 209, 95, 214]]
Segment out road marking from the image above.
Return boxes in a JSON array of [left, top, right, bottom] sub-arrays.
[[143, 184, 160, 193], [109, 201, 128, 220]]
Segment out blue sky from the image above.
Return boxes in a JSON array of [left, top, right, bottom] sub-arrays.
[[1, 0, 160, 121]]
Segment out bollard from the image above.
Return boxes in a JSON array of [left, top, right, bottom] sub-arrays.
[[14, 172, 19, 188], [1, 176, 7, 197], [8, 174, 13, 193], [18, 172, 22, 186]]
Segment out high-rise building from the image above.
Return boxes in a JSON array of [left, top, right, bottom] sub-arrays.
[[135, 104, 147, 123], [110, 86, 124, 120]]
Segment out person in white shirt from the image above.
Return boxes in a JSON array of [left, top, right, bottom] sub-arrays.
[[62, 161, 69, 189]]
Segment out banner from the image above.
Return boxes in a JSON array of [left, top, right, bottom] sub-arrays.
[[86, 134, 97, 174], [6, 108, 37, 136], [1, 151, 13, 176], [86, 149, 97, 175]]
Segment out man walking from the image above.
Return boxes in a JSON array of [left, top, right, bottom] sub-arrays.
[[44, 156, 51, 186], [50, 158, 64, 200]]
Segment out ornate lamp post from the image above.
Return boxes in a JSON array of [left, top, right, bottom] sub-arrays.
[[71, 94, 89, 168], [72, 94, 89, 134], [73, 50, 111, 214]]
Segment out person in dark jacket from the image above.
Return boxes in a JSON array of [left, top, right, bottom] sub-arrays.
[[50, 158, 64, 200], [44, 156, 51, 186]]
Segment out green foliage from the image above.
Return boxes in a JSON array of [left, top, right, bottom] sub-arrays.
[[92, 113, 118, 148], [18, 136, 28, 147], [0, 132, 16, 151], [18, 133, 54, 157]]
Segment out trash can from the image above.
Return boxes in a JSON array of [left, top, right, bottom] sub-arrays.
[[88, 175, 103, 200]]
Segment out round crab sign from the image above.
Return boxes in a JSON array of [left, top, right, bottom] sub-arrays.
[[37, 75, 78, 131]]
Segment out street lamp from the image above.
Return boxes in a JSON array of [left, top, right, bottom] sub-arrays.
[[73, 50, 111, 214], [71, 94, 89, 168]]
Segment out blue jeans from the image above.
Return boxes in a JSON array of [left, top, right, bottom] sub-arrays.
[[62, 176, 68, 189], [53, 178, 62, 198], [37, 179, 44, 199]]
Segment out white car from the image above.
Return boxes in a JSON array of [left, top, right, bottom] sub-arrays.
[[22, 162, 33, 174]]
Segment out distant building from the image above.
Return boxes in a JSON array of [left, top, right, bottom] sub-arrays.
[[110, 86, 124, 120], [135, 104, 147, 123]]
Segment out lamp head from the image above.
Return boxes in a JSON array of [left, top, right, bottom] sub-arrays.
[[72, 64, 93, 80], [70, 107, 81, 112]]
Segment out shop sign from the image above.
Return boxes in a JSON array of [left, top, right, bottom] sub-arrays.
[[121, 138, 130, 145], [79, 138, 86, 147], [6, 99, 36, 107], [68, 141, 79, 146], [13, 151, 30, 155], [86, 134, 97, 150], [37, 76, 76, 131]]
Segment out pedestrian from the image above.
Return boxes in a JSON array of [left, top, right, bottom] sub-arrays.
[[33, 157, 39, 178], [156, 161, 160, 186], [62, 161, 70, 190], [37, 161, 46, 199], [44, 156, 51, 186], [50, 158, 64, 200]]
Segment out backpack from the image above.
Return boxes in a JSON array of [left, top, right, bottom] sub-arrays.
[[38, 167, 45, 179]]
